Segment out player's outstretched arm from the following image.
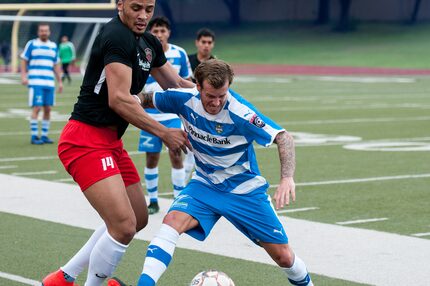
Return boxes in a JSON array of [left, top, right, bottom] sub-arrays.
[[151, 61, 195, 90], [273, 131, 296, 209], [105, 62, 190, 153]]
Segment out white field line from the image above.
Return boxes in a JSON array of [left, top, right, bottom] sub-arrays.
[[314, 76, 416, 83], [54, 178, 75, 182], [336, 218, 389, 225], [0, 271, 39, 286], [262, 103, 430, 112], [11, 170, 57, 176], [277, 207, 319, 214], [1, 136, 430, 164], [1, 115, 429, 137], [412, 232, 430, 237], [0, 165, 17, 170], [270, 173, 430, 188], [2, 174, 430, 285]]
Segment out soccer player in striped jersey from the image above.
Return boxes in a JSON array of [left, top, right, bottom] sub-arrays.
[[109, 59, 313, 286], [20, 23, 63, 145], [138, 16, 193, 214]]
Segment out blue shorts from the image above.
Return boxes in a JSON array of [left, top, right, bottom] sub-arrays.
[[138, 118, 182, 153], [169, 180, 289, 245], [28, 86, 55, 106]]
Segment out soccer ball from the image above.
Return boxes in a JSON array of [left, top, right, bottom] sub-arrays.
[[189, 270, 235, 286]]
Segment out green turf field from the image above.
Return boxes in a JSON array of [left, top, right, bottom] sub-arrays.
[[0, 73, 429, 285], [174, 23, 430, 68]]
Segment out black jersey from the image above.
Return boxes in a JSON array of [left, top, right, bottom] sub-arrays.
[[71, 16, 167, 138], [188, 53, 215, 72]]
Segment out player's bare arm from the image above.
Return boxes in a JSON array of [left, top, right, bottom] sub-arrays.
[[20, 59, 28, 85], [273, 131, 296, 209], [151, 61, 195, 90], [54, 63, 63, 93], [105, 62, 190, 152]]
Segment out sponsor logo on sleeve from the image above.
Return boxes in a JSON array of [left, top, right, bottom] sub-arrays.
[[250, 114, 265, 128]]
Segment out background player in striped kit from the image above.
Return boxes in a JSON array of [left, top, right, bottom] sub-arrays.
[[20, 23, 63, 145], [110, 59, 313, 286], [137, 16, 193, 214]]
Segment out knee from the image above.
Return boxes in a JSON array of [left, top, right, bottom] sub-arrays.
[[273, 247, 295, 268], [162, 212, 189, 234], [109, 216, 137, 244], [136, 213, 148, 232]]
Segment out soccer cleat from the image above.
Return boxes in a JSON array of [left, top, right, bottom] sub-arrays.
[[107, 277, 130, 286], [41, 269, 78, 286], [41, 136, 54, 144], [148, 202, 160, 215], [31, 135, 44, 145]]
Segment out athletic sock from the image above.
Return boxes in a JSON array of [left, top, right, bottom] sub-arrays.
[[61, 224, 107, 279], [282, 255, 313, 286], [183, 151, 195, 181], [171, 167, 185, 198], [30, 119, 38, 137], [137, 224, 179, 286], [41, 119, 50, 137], [85, 231, 128, 286], [145, 167, 159, 203]]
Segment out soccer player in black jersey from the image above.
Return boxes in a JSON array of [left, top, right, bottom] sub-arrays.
[[188, 28, 216, 73], [42, 1, 194, 286]]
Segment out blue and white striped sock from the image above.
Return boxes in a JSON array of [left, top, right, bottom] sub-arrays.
[[30, 119, 38, 137], [283, 255, 313, 286], [145, 167, 159, 203], [171, 167, 185, 198], [137, 224, 179, 286], [41, 120, 50, 137]]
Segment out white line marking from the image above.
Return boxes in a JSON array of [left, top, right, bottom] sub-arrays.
[[0, 165, 18, 170], [0, 271, 40, 286], [54, 178, 75, 182], [336, 218, 388, 225], [159, 192, 174, 196], [314, 76, 416, 83], [0, 156, 57, 162], [11, 170, 57, 176], [270, 173, 430, 188], [412, 232, 430, 237], [279, 116, 430, 126], [277, 207, 319, 214]]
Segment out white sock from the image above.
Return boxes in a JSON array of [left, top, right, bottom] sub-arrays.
[[85, 231, 128, 286], [171, 167, 185, 198], [282, 255, 313, 286], [30, 119, 38, 136], [137, 224, 180, 286], [145, 167, 159, 203], [41, 119, 50, 137], [183, 151, 195, 181], [61, 224, 107, 279]]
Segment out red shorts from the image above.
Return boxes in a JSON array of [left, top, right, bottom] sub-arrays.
[[58, 120, 140, 191]]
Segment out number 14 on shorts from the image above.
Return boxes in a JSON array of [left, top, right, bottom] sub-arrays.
[[101, 156, 115, 171]]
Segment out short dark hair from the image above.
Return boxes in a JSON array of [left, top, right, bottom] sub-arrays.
[[148, 16, 171, 31], [38, 22, 50, 28], [194, 59, 234, 89], [196, 28, 215, 41]]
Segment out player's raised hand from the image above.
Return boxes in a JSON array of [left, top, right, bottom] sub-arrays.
[[162, 128, 192, 154], [273, 177, 296, 209]]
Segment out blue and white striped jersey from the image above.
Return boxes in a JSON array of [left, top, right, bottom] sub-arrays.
[[144, 43, 192, 122], [153, 87, 285, 194], [20, 38, 59, 88]]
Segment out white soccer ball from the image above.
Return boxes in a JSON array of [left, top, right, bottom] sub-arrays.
[[189, 270, 235, 286]]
